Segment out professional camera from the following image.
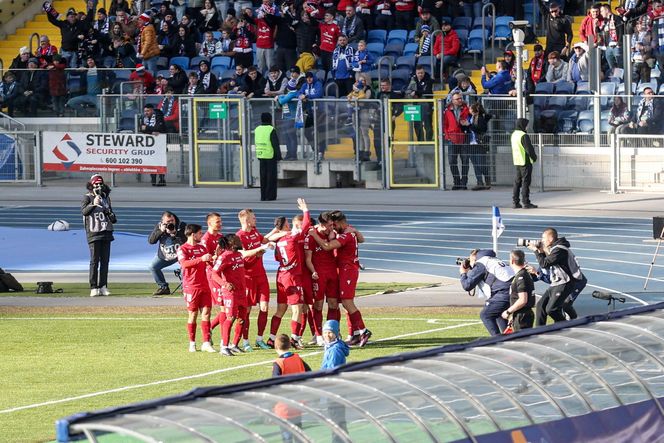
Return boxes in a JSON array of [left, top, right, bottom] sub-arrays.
[[165, 223, 176, 231], [517, 238, 542, 248], [456, 257, 470, 268], [92, 184, 107, 198]]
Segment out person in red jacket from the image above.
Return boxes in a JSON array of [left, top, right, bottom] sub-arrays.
[[157, 86, 180, 132], [319, 10, 341, 76], [443, 92, 471, 190], [433, 20, 461, 83], [579, 3, 602, 45]]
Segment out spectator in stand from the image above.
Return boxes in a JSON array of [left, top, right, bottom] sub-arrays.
[[169, 25, 198, 58], [341, 6, 365, 44], [200, 31, 221, 57], [115, 10, 138, 41], [446, 73, 476, 105], [434, 20, 461, 84], [394, 0, 416, 29], [217, 29, 236, 57], [16, 58, 47, 116], [222, 7, 239, 33], [599, 4, 623, 75], [198, 0, 220, 32], [618, 0, 649, 33], [579, 3, 602, 45], [109, 33, 137, 68], [627, 87, 658, 134], [415, 25, 433, 66], [47, 54, 67, 116], [299, 71, 325, 157], [180, 15, 202, 44], [265, 66, 288, 97], [415, 8, 440, 39], [129, 64, 155, 93], [156, 1, 176, 26], [251, 0, 278, 74], [374, 0, 394, 29], [197, 60, 218, 94], [406, 65, 434, 141], [632, 41, 654, 83], [608, 96, 631, 134], [77, 26, 103, 67], [141, 104, 167, 186], [158, 86, 180, 133], [239, 66, 266, 98], [319, 10, 341, 77], [37, 36, 58, 68], [481, 61, 514, 94], [66, 56, 111, 116], [44, 3, 89, 68], [539, 0, 573, 58], [527, 44, 546, 90], [186, 0, 205, 19], [352, 40, 373, 76], [468, 102, 492, 190], [275, 2, 299, 73], [443, 92, 471, 190], [332, 35, 355, 97], [461, 0, 483, 19], [167, 64, 188, 94], [545, 51, 568, 82], [347, 73, 374, 162], [93, 7, 111, 38], [503, 50, 518, 82], [9, 47, 31, 84], [0, 72, 21, 117], [186, 71, 205, 95], [566, 42, 589, 82], [276, 72, 305, 160], [649, 0, 664, 88], [373, 79, 403, 162], [109, 0, 130, 16], [295, 11, 319, 73], [233, 15, 255, 71], [357, 0, 374, 32], [137, 12, 161, 74], [155, 75, 168, 94], [223, 64, 247, 94]]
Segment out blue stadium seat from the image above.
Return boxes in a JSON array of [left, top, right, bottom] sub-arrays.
[[366, 42, 385, 60], [535, 82, 554, 94], [534, 95, 548, 112], [113, 70, 131, 81], [452, 16, 472, 30], [212, 31, 222, 40], [403, 42, 419, 56], [418, 56, 435, 74], [494, 16, 514, 41], [391, 68, 412, 91], [211, 56, 233, 70], [156, 69, 170, 79], [220, 69, 235, 82], [600, 82, 616, 107], [467, 29, 488, 54], [315, 70, 326, 83], [576, 81, 590, 92], [367, 29, 387, 44], [472, 17, 492, 32], [118, 109, 138, 132], [577, 110, 594, 133], [546, 96, 567, 112], [554, 81, 575, 95], [385, 41, 405, 54], [190, 56, 207, 68], [407, 30, 416, 42], [455, 29, 469, 51], [637, 80, 657, 94], [557, 110, 578, 132], [369, 67, 389, 81], [566, 96, 589, 111], [169, 56, 189, 70], [376, 55, 395, 68], [396, 55, 416, 71], [387, 29, 408, 45], [145, 95, 163, 107], [155, 56, 169, 70]]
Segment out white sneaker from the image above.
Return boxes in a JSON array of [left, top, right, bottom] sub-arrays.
[[99, 286, 111, 296], [201, 342, 215, 353], [90, 288, 100, 297], [229, 345, 243, 354], [188, 342, 197, 352], [316, 336, 325, 346]]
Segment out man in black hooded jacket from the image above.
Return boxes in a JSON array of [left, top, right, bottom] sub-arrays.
[[511, 118, 538, 209]]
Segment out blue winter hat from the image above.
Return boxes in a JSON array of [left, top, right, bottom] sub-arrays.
[[323, 319, 340, 336]]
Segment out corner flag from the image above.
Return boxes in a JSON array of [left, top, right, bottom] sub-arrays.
[[492, 207, 505, 252]]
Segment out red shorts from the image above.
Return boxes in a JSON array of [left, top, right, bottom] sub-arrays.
[[301, 271, 314, 305], [223, 295, 247, 317], [246, 272, 270, 306], [277, 271, 304, 305], [338, 265, 359, 300], [315, 269, 339, 301], [211, 287, 224, 305], [184, 287, 212, 311]]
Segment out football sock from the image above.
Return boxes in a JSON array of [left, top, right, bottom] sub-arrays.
[[349, 310, 365, 332], [211, 311, 226, 331], [346, 312, 354, 336], [269, 315, 282, 336], [242, 315, 250, 340], [297, 312, 307, 336], [327, 307, 340, 322], [201, 320, 211, 343], [307, 309, 315, 335], [291, 320, 301, 336], [257, 309, 268, 336], [221, 318, 233, 347], [312, 308, 323, 336], [187, 322, 196, 342], [233, 320, 243, 346]]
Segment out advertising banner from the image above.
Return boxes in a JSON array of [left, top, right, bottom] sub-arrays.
[[43, 132, 167, 174]]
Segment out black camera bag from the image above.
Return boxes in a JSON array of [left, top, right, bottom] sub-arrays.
[[36, 281, 64, 294], [0, 268, 24, 292]]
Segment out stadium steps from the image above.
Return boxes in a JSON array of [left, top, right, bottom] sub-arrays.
[[0, 0, 80, 68]]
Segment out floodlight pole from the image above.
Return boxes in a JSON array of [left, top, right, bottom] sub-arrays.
[[513, 28, 526, 119]]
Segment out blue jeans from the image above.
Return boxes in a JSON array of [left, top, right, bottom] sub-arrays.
[[150, 255, 178, 287], [481, 296, 510, 336], [143, 57, 159, 75], [60, 49, 78, 68], [463, 1, 482, 19], [604, 46, 622, 73]]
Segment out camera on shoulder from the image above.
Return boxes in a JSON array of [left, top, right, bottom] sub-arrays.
[[517, 238, 542, 248]]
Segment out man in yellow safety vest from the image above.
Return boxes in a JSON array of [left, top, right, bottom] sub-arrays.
[[255, 112, 282, 201], [511, 118, 538, 209]]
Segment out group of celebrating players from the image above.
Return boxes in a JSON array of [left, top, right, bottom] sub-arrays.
[[176, 198, 372, 356]]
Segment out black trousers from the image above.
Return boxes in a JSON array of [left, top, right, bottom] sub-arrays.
[[89, 240, 111, 289], [275, 47, 298, 73], [513, 309, 535, 331], [150, 174, 165, 185], [513, 163, 533, 205], [259, 158, 278, 201], [536, 281, 575, 326], [448, 143, 470, 186]]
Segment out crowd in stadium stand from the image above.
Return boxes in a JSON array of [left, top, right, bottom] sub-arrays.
[[0, 0, 663, 136]]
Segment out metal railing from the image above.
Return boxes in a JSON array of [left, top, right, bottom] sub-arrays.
[[376, 55, 393, 87], [482, 2, 496, 69], [0, 111, 26, 131], [28, 32, 40, 56], [0, 130, 38, 183]]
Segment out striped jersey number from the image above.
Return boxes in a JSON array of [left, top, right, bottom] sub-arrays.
[[278, 243, 288, 266]]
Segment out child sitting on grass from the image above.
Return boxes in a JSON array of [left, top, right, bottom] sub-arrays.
[[321, 320, 350, 370]]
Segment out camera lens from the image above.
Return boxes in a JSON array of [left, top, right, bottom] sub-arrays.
[[166, 223, 175, 230]]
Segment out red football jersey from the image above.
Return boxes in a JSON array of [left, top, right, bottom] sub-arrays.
[[305, 232, 337, 273], [177, 242, 210, 290], [200, 231, 222, 255], [236, 228, 266, 276], [335, 232, 360, 268], [275, 212, 310, 274], [212, 250, 246, 298]]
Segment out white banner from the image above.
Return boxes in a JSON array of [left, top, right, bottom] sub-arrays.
[[42, 132, 167, 174]]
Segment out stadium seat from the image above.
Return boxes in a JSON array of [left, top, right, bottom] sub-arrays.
[[535, 82, 554, 94], [220, 68, 235, 82], [600, 82, 616, 107], [659, 83, 664, 94], [600, 118, 611, 133], [472, 17, 492, 32], [170, 56, 189, 70], [554, 81, 575, 95], [407, 30, 416, 42], [212, 31, 222, 40], [369, 67, 390, 81], [366, 42, 385, 60], [145, 95, 163, 107], [403, 42, 419, 56], [156, 69, 170, 79], [577, 110, 594, 133], [637, 81, 657, 94], [494, 16, 514, 41], [156, 57, 169, 70], [118, 109, 138, 132], [418, 55, 435, 74], [391, 68, 412, 91], [533, 95, 548, 112], [315, 70, 326, 83], [190, 56, 207, 68], [387, 29, 408, 45], [211, 56, 233, 70], [452, 16, 472, 30], [467, 29, 488, 54], [566, 96, 589, 111], [396, 55, 416, 71], [557, 110, 578, 133], [456, 29, 469, 51], [576, 81, 590, 92], [547, 95, 567, 112], [367, 29, 387, 45], [376, 55, 395, 69]]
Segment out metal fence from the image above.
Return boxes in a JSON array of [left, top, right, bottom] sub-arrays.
[[0, 131, 38, 183]]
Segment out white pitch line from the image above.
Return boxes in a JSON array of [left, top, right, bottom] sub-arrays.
[[0, 321, 480, 415], [584, 284, 649, 306]]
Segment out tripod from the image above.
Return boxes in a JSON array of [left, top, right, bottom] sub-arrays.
[[644, 226, 664, 290], [173, 268, 183, 294]]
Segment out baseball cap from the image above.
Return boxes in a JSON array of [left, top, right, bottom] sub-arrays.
[[90, 174, 104, 185]]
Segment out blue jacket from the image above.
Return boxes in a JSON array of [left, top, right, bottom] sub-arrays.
[[460, 249, 511, 301], [332, 45, 355, 80], [321, 339, 349, 370], [298, 80, 323, 100], [481, 69, 514, 95]]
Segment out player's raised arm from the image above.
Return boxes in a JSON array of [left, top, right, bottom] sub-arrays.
[[310, 228, 342, 251]]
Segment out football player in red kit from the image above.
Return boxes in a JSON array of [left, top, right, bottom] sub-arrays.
[[310, 210, 372, 347], [266, 198, 311, 349], [304, 211, 338, 346], [177, 224, 214, 353], [237, 208, 281, 350], [200, 212, 223, 254], [210, 234, 273, 356]]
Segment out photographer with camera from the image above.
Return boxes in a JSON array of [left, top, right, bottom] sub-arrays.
[[82, 174, 117, 297], [459, 249, 515, 336], [527, 228, 584, 326], [148, 211, 186, 295]]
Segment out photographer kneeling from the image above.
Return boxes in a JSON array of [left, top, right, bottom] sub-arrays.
[[459, 249, 515, 336], [528, 228, 583, 326], [149, 211, 186, 295]]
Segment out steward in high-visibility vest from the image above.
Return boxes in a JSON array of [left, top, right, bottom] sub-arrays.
[[256, 112, 281, 201], [511, 118, 538, 209]]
